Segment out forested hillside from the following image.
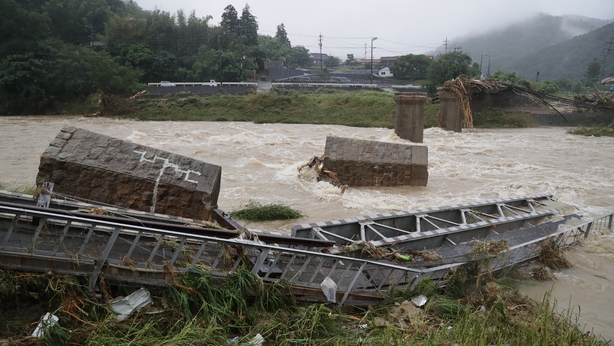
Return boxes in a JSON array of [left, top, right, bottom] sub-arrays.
[[498, 21, 614, 81], [0, 0, 311, 115], [445, 13, 613, 80]]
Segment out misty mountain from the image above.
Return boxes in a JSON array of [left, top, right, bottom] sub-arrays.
[[494, 20, 614, 81], [441, 13, 613, 80]]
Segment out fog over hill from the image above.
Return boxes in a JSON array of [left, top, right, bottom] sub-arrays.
[[433, 13, 613, 80]]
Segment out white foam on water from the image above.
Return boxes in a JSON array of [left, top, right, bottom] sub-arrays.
[[126, 130, 150, 143], [3, 119, 614, 341]]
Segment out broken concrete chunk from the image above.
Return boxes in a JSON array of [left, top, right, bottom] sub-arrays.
[[322, 136, 428, 187], [36, 126, 221, 220]]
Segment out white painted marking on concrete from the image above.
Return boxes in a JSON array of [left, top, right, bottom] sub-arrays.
[[134, 150, 202, 213]]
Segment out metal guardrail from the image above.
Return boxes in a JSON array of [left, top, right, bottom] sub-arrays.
[[1, 199, 610, 306], [0, 204, 421, 306], [147, 82, 258, 87], [564, 211, 614, 239], [272, 82, 379, 89]]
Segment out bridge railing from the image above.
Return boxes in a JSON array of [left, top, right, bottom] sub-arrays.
[[0, 204, 421, 305]]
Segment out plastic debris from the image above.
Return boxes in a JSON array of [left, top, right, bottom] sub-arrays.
[[320, 276, 338, 303], [395, 253, 412, 261], [410, 294, 428, 307], [245, 333, 264, 346], [110, 287, 153, 321], [32, 312, 59, 338]]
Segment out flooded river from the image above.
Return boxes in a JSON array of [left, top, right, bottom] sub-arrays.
[[1, 116, 613, 342]]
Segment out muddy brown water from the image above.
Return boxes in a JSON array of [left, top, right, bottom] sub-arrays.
[[1, 116, 613, 342]]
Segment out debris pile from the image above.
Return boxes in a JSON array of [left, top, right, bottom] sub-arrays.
[[438, 75, 475, 129], [574, 93, 614, 110]]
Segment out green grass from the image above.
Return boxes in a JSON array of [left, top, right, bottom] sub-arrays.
[[0, 267, 608, 345], [124, 89, 397, 128], [568, 126, 614, 137], [116, 89, 539, 130], [0, 182, 37, 195], [231, 202, 303, 221]]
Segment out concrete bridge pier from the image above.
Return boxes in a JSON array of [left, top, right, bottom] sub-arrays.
[[438, 91, 463, 132], [394, 92, 428, 143]]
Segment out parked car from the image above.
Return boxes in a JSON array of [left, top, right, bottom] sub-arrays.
[[160, 81, 175, 87]]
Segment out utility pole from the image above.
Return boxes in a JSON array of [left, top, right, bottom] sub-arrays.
[[319, 33, 323, 72], [217, 34, 222, 89], [370, 36, 377, 84], [453, 46, 462, 52], [364, 44, 367, 60], [597, 37, 614, 89], [480, 54, 490, 79], [486, 57, 491, 78], [444, 37, 449, 54]]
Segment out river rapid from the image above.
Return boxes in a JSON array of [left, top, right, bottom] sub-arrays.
[[1, 116, 613, 342]]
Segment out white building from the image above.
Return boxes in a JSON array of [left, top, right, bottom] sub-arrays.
[[378, 66, 393, 78]]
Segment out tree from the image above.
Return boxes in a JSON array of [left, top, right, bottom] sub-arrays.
[[275, 23, 291, 47], [587, 58, 601, 79], [552, 78, 572, 91], [537, 80, 560, 94], [345, 54, 356, 65], [290, 46, 312, 68], [220, 5, 240, 36], [426, 52, 480, 86], [323, 56, 341, 68], [390, 54, 431, 80], [489, 71, 519, 83], [240, 4, 258, 47]]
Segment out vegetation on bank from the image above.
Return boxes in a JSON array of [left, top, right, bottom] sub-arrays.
[[568, 126, 614, 137], [0, 264, 608, 345], [122, 89, 398, 128], [0, 182, 36, 195], [231, 202, 303, 221], [96, 88, 536, 130]]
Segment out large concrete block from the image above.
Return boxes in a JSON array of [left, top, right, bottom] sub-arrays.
[[36, 126, 221, 220], [322, 136, 428, 187], [394, 92, 428, 143], [438, 91, 463, 132]]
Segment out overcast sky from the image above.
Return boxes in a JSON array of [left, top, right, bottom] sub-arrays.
[[133, 0, 614, 59]]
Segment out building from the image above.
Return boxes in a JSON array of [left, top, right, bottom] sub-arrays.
[[310, 53, 329, 65], [378, 66, 393, 78], [379, 56, 399, 67], [356, 58, 381, 67], [600, 76, 614, 90]]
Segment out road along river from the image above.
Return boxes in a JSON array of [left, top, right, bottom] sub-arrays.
[[1, 116, 613, 342]]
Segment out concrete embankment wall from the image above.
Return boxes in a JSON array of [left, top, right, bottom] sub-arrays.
[[36, 126, 222, 220], [147, 85, 255, 96], [323, 136, 428, 187]]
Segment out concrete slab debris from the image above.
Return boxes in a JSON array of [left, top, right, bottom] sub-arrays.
[[36, 126, 221, 220], [322, 136, 428, 186]]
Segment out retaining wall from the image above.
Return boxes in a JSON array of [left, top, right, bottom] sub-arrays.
[[147, 84, 255, 96]]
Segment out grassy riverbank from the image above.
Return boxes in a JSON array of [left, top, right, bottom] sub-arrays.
[[0, 267, 608, 345], [109, 88, 536, 129]]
